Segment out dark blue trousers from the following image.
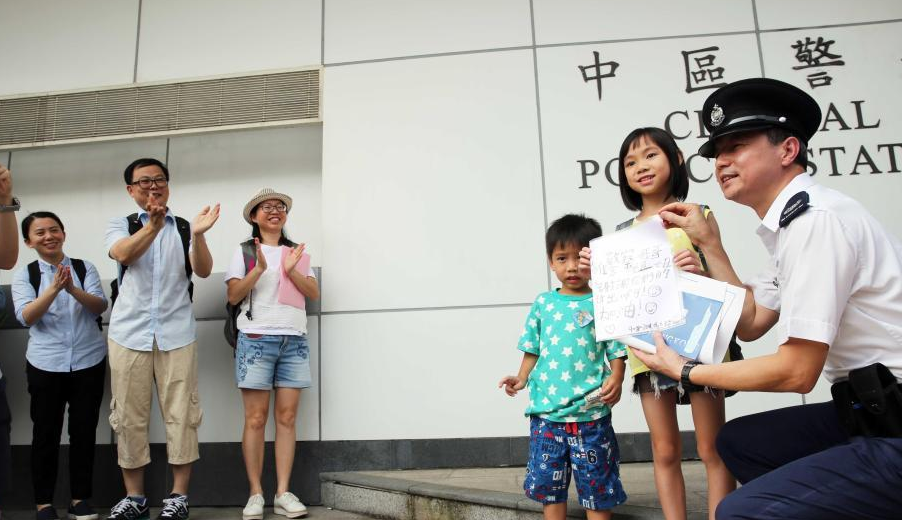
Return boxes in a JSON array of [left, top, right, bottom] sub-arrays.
[[715, 401, 902, 520]]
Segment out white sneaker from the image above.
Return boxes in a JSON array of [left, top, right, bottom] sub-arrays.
[[273, 492, 307, 518], [242, 494, 264, 520]]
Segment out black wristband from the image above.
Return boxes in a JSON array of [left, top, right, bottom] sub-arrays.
[[680, 360, 700, 386]]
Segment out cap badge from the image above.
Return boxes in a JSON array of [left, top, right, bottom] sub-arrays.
[[710, 104, 725, 127]]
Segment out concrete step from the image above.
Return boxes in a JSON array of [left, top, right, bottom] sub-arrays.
[[321, 463, 709, 520]]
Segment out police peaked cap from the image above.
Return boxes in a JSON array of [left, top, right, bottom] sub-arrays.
[[697, 77, 822, 158]]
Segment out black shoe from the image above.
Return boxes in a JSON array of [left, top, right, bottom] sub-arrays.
[[37, 507, 60, 520], [68, 501, 99, 520], [156, 494, 189, 520], [107, 497, 149, 520]]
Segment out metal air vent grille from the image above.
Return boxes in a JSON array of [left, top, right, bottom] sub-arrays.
[[0, 68, 320, 149]]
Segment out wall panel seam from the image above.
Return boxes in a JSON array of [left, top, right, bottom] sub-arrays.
[[321, 18, 902, 69]]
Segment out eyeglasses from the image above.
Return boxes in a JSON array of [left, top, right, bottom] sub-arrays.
[[259, 203, 288, 214], [132, 176, 169, 189]]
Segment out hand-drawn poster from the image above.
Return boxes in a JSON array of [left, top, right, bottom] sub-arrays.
[[589, 217, 683, 341]]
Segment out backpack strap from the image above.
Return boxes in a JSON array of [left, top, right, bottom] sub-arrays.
[[70, 258, 87, 287], [117, 213, 142, 282], [615, 218, 635, 232], [70, 258, 104, 331], [27, 261, 41, 297], [694, 204, 710, 272], [175, 216, 193, 280], [116, 212, 194, 302], [239, 239, 256, 320]]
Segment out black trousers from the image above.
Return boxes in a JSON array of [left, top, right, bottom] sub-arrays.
[[26, 359, 105, 505], [0, 377, 11, 509]]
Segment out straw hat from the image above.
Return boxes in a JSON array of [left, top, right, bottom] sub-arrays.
[[243, 188, 293, 224]]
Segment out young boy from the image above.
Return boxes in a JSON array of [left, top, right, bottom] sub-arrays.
[[500, 214, 628, 520]]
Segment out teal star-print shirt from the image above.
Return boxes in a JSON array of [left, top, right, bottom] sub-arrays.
[[517, 290, 628, 422]]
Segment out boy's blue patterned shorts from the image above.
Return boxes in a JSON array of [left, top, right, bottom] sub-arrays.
[[524, 415, 627, 510]]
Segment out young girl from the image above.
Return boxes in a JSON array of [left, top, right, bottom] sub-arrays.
[[616, 127, 735, 520], [226, 189, 319, 520], [12, 212, 108, 520]]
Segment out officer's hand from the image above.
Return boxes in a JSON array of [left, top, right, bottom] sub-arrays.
[[659, 203, 717, 249], [629, 332, 685, 381]]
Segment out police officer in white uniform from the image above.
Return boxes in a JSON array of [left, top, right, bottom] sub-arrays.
[[629, 78, 902, 519]]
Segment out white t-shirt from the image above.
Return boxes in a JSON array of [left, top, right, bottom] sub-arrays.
[[748, 174, 902, 383], [224, 243, 316, 335]]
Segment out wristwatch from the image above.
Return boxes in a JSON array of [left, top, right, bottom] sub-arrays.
[[0, 197, 20, 213], [680, 360, 700, 386]]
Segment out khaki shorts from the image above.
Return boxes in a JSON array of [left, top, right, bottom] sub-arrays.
[[108, 339, 202, 469]]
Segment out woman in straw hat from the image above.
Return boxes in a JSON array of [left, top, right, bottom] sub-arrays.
[[225, 188, 319, 519]]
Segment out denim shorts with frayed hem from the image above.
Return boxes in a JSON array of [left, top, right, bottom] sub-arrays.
[[235, 332, 312, 390], [524, 415, 627, 511]]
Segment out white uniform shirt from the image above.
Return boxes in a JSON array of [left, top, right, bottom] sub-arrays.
[[748, 174, 902, 383]]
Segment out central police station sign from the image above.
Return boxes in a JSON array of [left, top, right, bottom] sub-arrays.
[[577, 99, 900, 188], [536, 25, 901, 233]]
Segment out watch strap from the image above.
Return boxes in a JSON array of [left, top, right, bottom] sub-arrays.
[[680, 360, 700, 386], [0, 197, 19, 212]]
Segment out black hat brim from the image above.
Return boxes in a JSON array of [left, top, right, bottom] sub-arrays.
[[697, 122, 783, 158]]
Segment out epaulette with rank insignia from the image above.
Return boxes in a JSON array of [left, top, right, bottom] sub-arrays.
[[779, 191, 810, 228]]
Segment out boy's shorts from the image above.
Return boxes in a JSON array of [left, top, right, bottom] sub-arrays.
[[236, 333, 312, 390], [524, 415, 627, 510]]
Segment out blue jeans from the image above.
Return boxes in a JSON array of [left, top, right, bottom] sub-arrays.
[[716, 401, 902, 519], [235, 333, 312, 390]]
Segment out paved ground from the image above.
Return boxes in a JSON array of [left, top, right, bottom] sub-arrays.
[[5, 461, 709, 519], [1, 506, 376, 520]]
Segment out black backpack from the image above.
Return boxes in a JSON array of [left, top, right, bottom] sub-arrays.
[[27, 259, 103, 331], [110, 212, 193, 307], [224, 239, 257, 349]]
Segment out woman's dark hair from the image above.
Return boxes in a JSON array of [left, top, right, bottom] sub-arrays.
[[21, 211, 65, 241], [249, 202, 294, 246], [617, 127, 689, 211], [124, 157, 170, 184]]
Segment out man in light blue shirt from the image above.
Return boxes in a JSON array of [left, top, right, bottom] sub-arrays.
[[12, 211, 108, 520], [104, 158, 219, 520]]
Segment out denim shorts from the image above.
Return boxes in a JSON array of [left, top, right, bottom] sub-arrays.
[[235, 333, 312, 390], [524, 415, 627, 510]]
